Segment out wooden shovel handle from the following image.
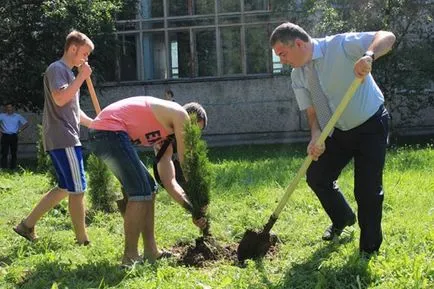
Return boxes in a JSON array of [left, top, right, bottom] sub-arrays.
[[272, 78, 363, 218], [85, 77, 101, 114]]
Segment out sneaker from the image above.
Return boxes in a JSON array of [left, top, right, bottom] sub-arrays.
[[13, 219, 38, 242], [322, 214, 356, 241]]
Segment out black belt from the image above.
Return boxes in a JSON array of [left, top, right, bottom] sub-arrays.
[[370, 104, 388, 120]]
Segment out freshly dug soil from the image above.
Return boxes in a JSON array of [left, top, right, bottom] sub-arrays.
[[171, 235, 278, 267], [171, 236, 237, 267]]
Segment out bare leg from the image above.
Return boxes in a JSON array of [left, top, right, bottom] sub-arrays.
[[68, 193, 89, 243], [122, 200, 146, 264], [24, 186, 68, 228], [142, 195, 160, 261]]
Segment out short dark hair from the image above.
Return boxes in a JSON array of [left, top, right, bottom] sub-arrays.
[[183, 102, 208, 129], [270, 22, 311, 47], [165, 89, 174, 98]]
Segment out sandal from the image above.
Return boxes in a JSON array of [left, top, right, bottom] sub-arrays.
[[13, 219, 38, 242]]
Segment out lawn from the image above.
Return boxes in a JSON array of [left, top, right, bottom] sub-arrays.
[[0, 143, 433, 289]]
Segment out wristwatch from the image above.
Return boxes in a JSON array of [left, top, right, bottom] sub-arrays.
[[363, 51, 375, 61]]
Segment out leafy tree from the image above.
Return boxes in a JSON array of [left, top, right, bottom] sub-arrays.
[[0, 0, 135, 111], [272, 0, 434, 130]]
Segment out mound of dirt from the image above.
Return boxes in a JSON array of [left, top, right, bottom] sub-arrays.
[[171, 236, 237, 267], [171, 235, 278, 267]]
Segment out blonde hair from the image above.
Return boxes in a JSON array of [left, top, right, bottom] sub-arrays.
[[64, 30, 94, 52]]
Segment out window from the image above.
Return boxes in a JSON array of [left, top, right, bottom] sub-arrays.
[[119, 34, 138, 81], [143, 32, 166, 80], [246, 26, 269, 74], [244, 0, 269, 11], [221, 27, 242, 75], [195, 30, 217, 77], [169, 31, 191, 78], [219, 0, 241, 13], [112, 0, 287, 82]]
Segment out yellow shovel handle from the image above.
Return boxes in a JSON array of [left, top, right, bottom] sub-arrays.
[[272, 78, 362, 217]]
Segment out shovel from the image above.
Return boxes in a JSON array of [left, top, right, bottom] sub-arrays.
[[237, 78, 362, 262], [79, 63, 102, 114], [85, 76, 101, 114]]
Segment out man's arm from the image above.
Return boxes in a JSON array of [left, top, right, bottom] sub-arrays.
[[52, 63, 92, 107], [0, 116, 4, 134], [354, 31, 396, 79], [156, 147, 207, 229], [18, 122, 29, 134], [367, 31, 396, 60], [173, 110, 190, 166], [157, 145, 193, 212], [79, 109, 93, 127]]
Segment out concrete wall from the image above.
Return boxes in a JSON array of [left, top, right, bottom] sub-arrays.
[[90, 76, 310, 146], [13, 75, 434, 159]]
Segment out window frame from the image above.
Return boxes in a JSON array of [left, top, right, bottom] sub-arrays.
[[109, 0, 288, 84]]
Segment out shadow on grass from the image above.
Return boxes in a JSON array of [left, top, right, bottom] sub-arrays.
[[208, 143, 306, 163], [273, 237, 372, 289], [15, 259, 132, 289], [254, 259, 275, 288]]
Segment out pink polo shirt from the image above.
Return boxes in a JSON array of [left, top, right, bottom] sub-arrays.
[[90, 96, 170, 147]]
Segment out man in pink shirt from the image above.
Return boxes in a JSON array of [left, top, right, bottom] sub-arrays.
[[89, 96, 208, 266]]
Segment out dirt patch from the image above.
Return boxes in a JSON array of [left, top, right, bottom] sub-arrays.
[[170, 235, 279, 267], [171, 236, 237, 267]]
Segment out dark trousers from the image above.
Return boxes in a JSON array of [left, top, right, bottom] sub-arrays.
[[1, 133, 18, 169], [306, 105, 389, 253]]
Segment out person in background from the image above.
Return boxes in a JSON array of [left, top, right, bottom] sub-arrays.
[[164, 89, 175, 102], [270, 22, 395, 257], [0, 103, 29, 169]]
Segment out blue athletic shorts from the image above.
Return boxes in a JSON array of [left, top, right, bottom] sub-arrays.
[[48, 146, 86, 194], [88, 130, 157, 201]]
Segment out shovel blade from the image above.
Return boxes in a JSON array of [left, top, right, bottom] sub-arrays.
[[237, 229, 272, 262]]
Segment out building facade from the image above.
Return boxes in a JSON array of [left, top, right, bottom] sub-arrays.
[[16, 0, 434, 157]]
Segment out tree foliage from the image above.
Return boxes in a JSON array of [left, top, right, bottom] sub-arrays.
[[272, 0, 434, 128], [182, 115, 213, 235], [86, 153, 118, 213], [0, 0, 132, 111]]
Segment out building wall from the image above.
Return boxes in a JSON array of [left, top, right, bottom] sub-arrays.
[[91, 76, 310, 145], [15, 75, 434, 159]]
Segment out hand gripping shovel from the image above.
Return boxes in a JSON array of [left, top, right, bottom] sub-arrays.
[[237, 78, 362, 262], [79, 64, 101, 114]]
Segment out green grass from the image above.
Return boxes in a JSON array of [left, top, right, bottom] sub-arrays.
[[0, 143, 433, 289]]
